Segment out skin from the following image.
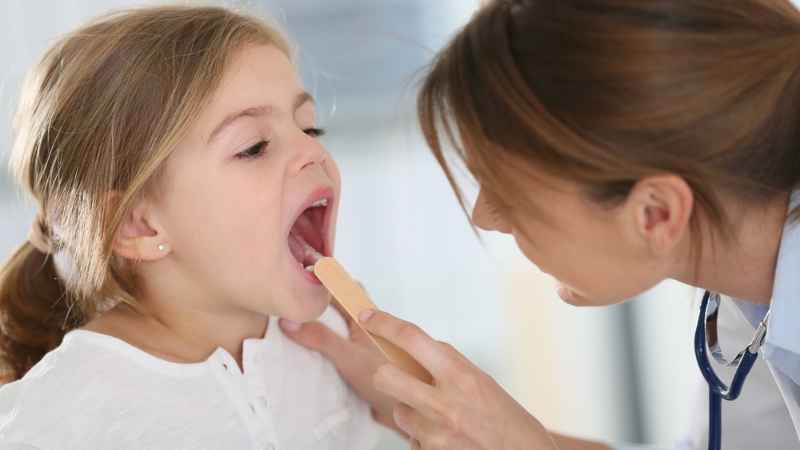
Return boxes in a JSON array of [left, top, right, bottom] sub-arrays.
[[281, 168, 789, 449], [83, 43, 341, 369]]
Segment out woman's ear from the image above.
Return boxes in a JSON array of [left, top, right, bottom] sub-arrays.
[[625, 175, 693, 256], [110, 193, 172, 262]]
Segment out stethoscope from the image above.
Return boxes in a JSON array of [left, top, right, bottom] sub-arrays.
[[694, 291, 770, 450]]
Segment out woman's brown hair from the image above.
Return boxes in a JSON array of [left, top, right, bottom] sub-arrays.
[[419, 0, 800, 237], [0, 5, 290, 382]]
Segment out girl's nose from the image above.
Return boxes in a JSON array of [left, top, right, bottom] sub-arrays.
[[291, 131, 328, 174]]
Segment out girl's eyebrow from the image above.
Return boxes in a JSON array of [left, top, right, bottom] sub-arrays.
[[207, 92, 315, 144]]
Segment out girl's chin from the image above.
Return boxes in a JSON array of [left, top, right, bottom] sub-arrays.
[[279, 291, 331, 322]]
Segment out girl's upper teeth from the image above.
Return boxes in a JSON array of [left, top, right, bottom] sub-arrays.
[[311, 198, 328, 208]]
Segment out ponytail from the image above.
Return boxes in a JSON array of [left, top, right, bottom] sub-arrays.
[[0, 219, 76, 382]]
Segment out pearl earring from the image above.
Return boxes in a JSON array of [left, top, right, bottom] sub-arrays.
[[157, 243, 169, 252]]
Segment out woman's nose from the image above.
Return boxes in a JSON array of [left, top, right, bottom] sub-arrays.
[[471, 189, 512, 233]]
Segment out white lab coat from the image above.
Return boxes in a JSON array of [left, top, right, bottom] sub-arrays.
[[618, 192, 800, 450], [683, 298, 799, 450]]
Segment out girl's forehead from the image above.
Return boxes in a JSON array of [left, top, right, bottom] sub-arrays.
[[195, 45, 307, 135], [219, 45, 298, 99]]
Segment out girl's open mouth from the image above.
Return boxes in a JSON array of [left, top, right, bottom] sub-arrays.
[[287, 192, 332, 283]]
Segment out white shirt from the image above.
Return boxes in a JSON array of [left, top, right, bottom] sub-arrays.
[[0, 306, 382, 450], [618, 192, 800, 450]]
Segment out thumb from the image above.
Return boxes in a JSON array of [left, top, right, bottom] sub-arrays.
[[279, 319, 348, 362]]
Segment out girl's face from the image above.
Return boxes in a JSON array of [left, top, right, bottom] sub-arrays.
[[471, 170, 691, 306], [152, 44, 339, 321]]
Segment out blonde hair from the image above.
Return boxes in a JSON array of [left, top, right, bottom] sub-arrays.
[[0, 5, 291, 381]]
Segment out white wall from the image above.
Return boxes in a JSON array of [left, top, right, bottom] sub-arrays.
[[628, 282, 697, 444]]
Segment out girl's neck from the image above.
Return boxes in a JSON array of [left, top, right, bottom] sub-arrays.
[[675, 191, 790, 305], [139, 299, 268, 367], [85, 295, 268, 370]]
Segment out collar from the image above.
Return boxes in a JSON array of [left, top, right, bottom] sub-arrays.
[[744, 191, 800, 385]]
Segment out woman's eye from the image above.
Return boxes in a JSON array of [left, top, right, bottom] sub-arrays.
[[235, 141, 269, 160], [304, 127, 326, 138], [487, 202, 505, 220]]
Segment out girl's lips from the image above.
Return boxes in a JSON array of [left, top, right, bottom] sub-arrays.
[[302, 265, 323, 285], [293, 257, 323, 285]]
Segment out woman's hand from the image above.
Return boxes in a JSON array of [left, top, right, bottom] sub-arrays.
[[282, 306, 559, 449], [358, 309, 558, 450], [278, 308, 402, 434]]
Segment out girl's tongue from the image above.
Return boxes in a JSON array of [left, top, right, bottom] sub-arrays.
[[289, 230, 323, 268], [288, 201, 327, 268]]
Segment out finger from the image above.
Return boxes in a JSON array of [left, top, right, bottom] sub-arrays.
[[279, 319, 349, 362], [394, 403, 433, 441], [359, 310, 451, 376], [282, 319, 389, 389], [329, 281, 372, 328], [372, 407, 408, 438], [332, 301, 370, 341], [375, 363, 447, 421]]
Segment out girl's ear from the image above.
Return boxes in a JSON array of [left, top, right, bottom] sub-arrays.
[[111, 193, 172, 261]]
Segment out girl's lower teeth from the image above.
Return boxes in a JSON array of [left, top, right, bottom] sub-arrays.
[[305, 265, 314, 272], [304, 241, 323, 262]]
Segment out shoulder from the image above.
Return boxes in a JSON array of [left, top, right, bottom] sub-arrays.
[[0, 340, 82, 412], [0, 331, 157, 445], [0, 341, 79, 444]]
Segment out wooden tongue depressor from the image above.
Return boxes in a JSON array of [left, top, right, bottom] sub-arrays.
[[314, 257, 433, 384]]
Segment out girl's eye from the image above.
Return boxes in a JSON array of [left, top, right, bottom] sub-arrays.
[[304, 127, 326, 138], [235, 141, 269, 160]]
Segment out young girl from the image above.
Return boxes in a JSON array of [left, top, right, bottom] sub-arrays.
[[0, 5, 386, 449]]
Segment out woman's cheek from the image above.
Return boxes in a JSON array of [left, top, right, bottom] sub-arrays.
[[514, 231, 558, 273], [513, 236, 539, 266]]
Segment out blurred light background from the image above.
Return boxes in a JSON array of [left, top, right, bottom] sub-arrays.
[[0, 1, 787, 449]]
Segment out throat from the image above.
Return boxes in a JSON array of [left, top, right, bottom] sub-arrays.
[[85, 301, 268, 369]]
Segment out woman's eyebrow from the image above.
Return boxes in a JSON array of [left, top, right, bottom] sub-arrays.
[[207, 92, 315, 144]]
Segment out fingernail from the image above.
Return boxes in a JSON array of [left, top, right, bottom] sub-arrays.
[[358, 309, 375, 323], [280, 318, 301, 332]]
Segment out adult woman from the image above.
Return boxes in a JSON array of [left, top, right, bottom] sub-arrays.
[[280, 1, 800, 448]]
